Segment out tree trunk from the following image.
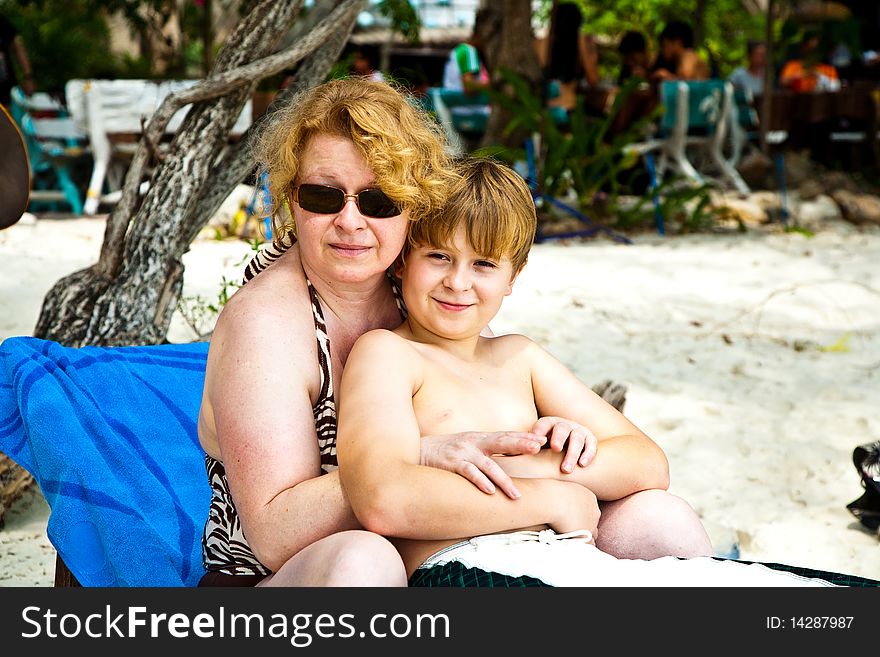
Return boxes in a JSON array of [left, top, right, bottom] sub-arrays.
[[0, 0, 364, 522], [478, 0, 543, 150], [0, 453, 34, 524], [202, 0, 215, 76], [694, 0, 709, 49], [33, 0, 364, 348]]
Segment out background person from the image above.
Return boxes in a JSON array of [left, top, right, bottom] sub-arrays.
[[617, 29, 650, 85], [442, 16, 490, 95], [441, 10, 492, 139], [780, 31, 840, 92], [650, 20, 710, 82], [534, 2, 600, 114], [0, 14, 35, 106], [729, 39, 766, 96], [350, 49, 385, 83]]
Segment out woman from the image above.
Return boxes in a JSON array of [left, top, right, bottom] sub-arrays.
[[198, 78, 711, 587], [534, 3, 600, 114], [650, 20, 710, 82]]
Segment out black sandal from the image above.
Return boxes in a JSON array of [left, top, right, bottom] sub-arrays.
[[846, 441, 880, 532]]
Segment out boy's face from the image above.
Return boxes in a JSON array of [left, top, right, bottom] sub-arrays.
[[399, 225, 522, 341]]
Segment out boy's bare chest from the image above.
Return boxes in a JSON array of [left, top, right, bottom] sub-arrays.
[[412, 359, 538, 436]]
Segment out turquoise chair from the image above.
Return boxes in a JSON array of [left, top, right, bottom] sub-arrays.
[[424, 87, 490, 154], [727, 86, 760, 167], [674, 79, 751, 194], [628, 80, 750, 195], [9, 86, 89, 214]]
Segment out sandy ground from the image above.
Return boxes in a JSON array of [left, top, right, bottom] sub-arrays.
[[1, 213, 878, 586]]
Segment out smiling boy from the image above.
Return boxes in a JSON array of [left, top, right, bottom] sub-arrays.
[[337, 158, 673, 578]]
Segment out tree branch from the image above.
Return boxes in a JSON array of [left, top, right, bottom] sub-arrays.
[[192, 6, 362, 246], [101, 0, 362, 275], [143, 0, 362, 142]]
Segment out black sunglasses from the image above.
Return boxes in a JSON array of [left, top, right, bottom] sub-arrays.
[[293, 184, 402, 219]]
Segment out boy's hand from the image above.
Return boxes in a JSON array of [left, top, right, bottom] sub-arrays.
[[420, 431, 547, 499], [530, 416, 598, 474]]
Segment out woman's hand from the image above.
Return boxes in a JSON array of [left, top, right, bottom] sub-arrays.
[[420, 431, 547, 499], [530, 416, 599, 474]]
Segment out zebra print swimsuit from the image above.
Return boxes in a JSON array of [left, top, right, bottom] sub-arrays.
[[201, 242, 406, 577]]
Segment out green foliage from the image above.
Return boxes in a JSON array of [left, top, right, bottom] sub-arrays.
[[375, 0, 421, 44], [176, 275, 241, 339], [176, 241, 260, 340], [4, 0, 117, 94], [779, 15, 863, 66], [482, 67, 722, 234], [486, 70, 656, 203], [536, 0, 766, 81], [614, 176, 722, 232], [784, 224, 815, 238], [5, 0, 230, 86], [328, 52, 357, 81]]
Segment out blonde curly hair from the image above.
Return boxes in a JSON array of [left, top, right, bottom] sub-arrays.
[[252, 77, 457, 244]]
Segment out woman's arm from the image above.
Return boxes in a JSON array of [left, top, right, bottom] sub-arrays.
[[336, 330, 599, 540], [494, 338, 669, 501], [579, 33, 601, 86], [202, 276, 361, 572]]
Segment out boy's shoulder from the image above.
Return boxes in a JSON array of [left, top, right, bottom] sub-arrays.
[[356, 327, 408, 348], [485, 332, 541, 354], [353, 328, 425, 360]]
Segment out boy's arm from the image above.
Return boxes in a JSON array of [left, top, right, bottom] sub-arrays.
[[503, 338, 670, 501], [336, 330, 597, 540]]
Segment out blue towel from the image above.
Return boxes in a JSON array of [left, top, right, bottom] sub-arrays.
[[0, 336, 211, 586]]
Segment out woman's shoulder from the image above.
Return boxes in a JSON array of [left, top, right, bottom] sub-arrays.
[[214, 248, 312, 340]]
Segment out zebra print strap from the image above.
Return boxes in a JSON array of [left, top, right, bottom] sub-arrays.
[[243, 239, 292, 284]]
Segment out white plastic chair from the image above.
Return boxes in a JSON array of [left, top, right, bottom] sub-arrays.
[[65, 79, 253, 215]]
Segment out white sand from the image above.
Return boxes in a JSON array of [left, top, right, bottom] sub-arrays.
[[1, 214, 878, 585]]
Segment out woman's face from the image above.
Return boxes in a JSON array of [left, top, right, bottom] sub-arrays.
[[293, 134, 409, 284]]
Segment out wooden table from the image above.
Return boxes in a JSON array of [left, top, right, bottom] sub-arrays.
[[755, 88, 876, 129], [754, 87, 879, 168]]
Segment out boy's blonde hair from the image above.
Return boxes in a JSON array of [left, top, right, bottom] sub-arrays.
[[253, 77, 457, 243], [406, 157, 536, 271]]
